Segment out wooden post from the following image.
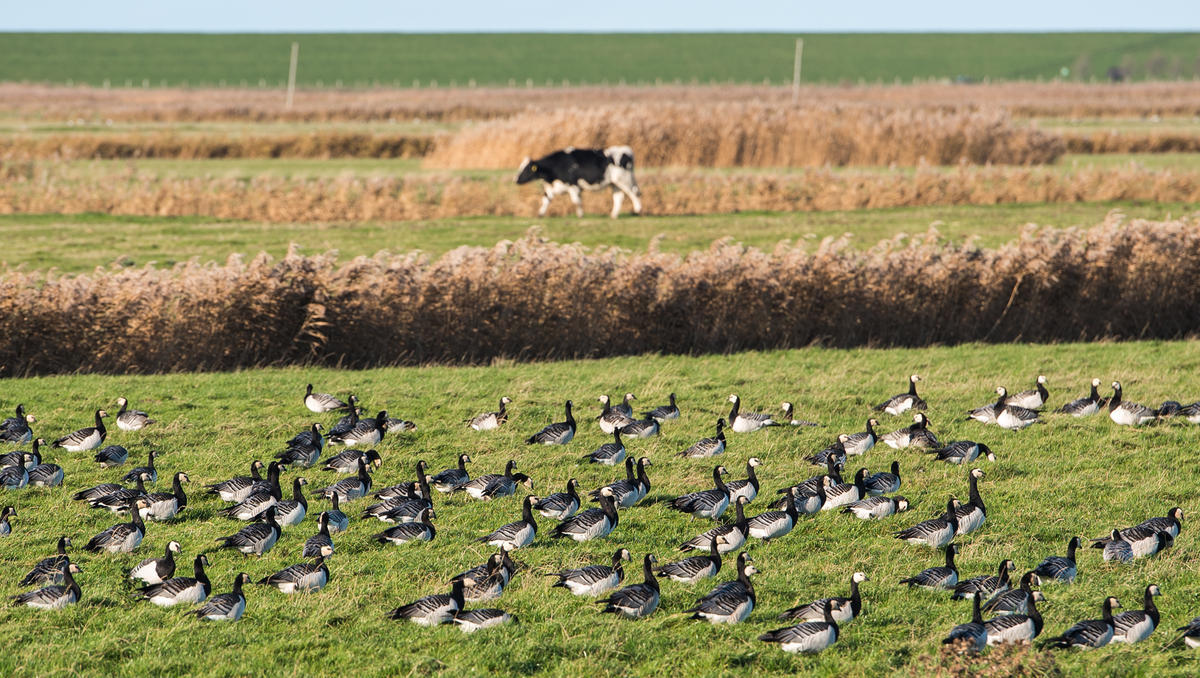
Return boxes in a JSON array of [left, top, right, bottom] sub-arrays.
[[792, 38, 804, 104], [285, 41, 299, 109]]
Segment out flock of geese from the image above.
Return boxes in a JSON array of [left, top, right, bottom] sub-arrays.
[[2, 375, 1199, 658]]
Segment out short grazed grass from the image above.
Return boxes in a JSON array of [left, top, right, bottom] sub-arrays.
[[2, 201, 1192, 273], [0, 341, 1198, 676]]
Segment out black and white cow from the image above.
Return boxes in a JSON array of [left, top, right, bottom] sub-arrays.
[[515, 146, 642, 219]]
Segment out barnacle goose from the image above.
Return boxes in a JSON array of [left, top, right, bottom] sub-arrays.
[[526, 400, 576, 445], [684, 544, 755, 624], [669, 465, 731, 520], [841, 494, 909, 520], [11, 562, 81, 609], [220, 461, 282, 520], [747, 487, 800, 542], [303, 511, 335, 558], [327, 398, 359, 439], [1044, 596, 1120, 649], [1175, 616, 1200, 648], [895, 497, 959, 548], [727, 394, 779, 433], [781, 457, 842, 498], [984, 572, 1046, 616], [841, 419, 879, 456], [619, 417, 659, 439], [642, 393, 680, 422], [277, 426, 323, 468], [372, 459, 430, 503], [991, 388, 1039, 430], [779, 572, 868, 624], [1007, 375, 1049, 410], [1182, 401, 1200, 424], [374, 507, 436, 544], [1108, 381, 1157, 426], [429, 454, 472, 493], [52, 409, 108, 452], [88, 473, 150, 513], [534, 478, 580, 520], [321, 448, 380, 474], [678, 496, 750, 554], [1091, 507, 1184, 548], [387, 579, 466, 626], [588, 457, 640, 508], [121, 450, 157, 483], [85, 498, 148, 553], [0, 405, 35, 443], [951, 468, 987, 535], [129, 541, 181, 585], [657, 539, 722, 583], [326, 493, 349, 533], [954, 559, 1014, 603], [1111, 584, 1161, 644], [596, 395, 634, 434], [585, 429, 626, 465], [477, 494, 539, 550], [597, 554, 660, 619], [821, 467, 868, 511], [136, 471, 189, 521], [328, 410, 387, 447], [21, 536, 73, 586], [548, 548, 631, 597], [781, 401, 819, 427], [453, 553, 508, 602], [926, 440, 995, 465], [259, 547, 333, 593], [317, 457, 374, 502], [205, 460, 265, 503], [552, 488, 619, 542], [270, 477, 309, 528], [985, 598, 1045, 647], [881, 413, 938, 449], [942, 592, 988, 653], [383, 417, 417, 434], [115, 397, 155, 431], [73, 481, 128, 503], [193, 572, 251, 621], [678, 419, 726, 458], [805, 435, 849, 466], [759, 599, 840, 654], [0, 461, 28, 490], [1102, 529, 1172, 563], [1058, 378, 1105, 417], [725, 458, 762, 504], [614, 392, 637, 418], [138, 554, 211, 607], [93, 445, 128, 468], [697, 551, 756, 602], [453, 608, 516, 632], [26, 448, 63, 486], [216, 505, 282, 556], [304, 384, 348, 413], [875, 374, 927, 415], [455, 460, 519, 500], [864, 461, 902, 496], [466, 397, 512, 431], [776, 474, 829, 515]]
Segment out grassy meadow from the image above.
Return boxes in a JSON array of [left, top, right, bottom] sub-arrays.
[[0, 201, 1191, 272], [4, 33, 1200, 87], [0, 342, 1198, 676]]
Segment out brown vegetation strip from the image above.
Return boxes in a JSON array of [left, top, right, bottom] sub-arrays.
[[0, 216, 1196, 375], [1062, 131, 1200, 153], [2, 163, 1199, 221], [6, 82, 1200, 122], [424, 105, 1064, 168], [0, 132, 433, 160]]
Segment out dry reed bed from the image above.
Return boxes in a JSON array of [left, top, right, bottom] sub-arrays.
[[3, 162, 1199, 221], [1063, 131, 1200, 153], [7, 81, 1200, 121], [0, 216, 1197, 375], [424, 105, 1064, 168], [0, 132, 433, 160]]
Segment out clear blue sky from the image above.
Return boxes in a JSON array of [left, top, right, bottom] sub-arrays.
[[2, 0, 1198, 32]]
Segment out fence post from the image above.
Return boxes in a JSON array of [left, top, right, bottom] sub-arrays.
[[286, 41, 299, 109], [792, 38, 804, 104]]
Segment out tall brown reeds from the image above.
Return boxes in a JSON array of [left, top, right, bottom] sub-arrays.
[[3, 161, 1198, 221], [6, 81, 1200, 122], [425, 105, 1064, 168], [0, 132, 433, 160], [0, 216, 1197, 375]]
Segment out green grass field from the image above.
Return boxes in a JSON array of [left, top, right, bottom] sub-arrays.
[[0, 342, 1198, 676], [1, 201, 1189, 272], [3, 32, 1200, 87]]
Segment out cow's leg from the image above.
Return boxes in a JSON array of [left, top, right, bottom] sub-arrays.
[[539, 181, 566, 217], [567, 185, 584, 217], [610, 189, 625, 219], [611, 177, 642, 216]]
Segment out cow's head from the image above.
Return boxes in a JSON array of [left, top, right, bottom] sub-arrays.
[[515, 157, 539, 184]]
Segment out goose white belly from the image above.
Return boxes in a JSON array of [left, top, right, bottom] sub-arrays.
[[203, 597, 245, 621], [1110, 406, 1153, 426], [701, 598, 753, 624], [565, 571, 620, 596], [997, 409, 1034, 430]]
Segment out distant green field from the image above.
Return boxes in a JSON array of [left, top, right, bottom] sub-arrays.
[[2, 33, 1199, 87], [1, 201, 1188, 273]]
